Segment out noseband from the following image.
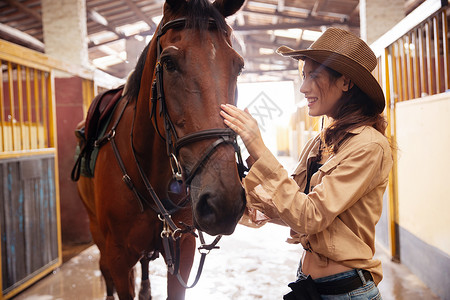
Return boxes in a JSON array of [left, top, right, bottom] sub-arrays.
[[150, 18, 247, 185]]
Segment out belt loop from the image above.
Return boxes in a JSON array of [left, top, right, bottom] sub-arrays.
[[357, 269, 367, 285]]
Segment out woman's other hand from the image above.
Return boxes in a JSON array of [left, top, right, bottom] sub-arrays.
[[220, 104, 268, 160]]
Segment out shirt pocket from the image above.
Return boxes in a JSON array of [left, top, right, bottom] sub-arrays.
[[292, 161, 307, 176], [319, 157, 340, 174], [309, 157, 340, 191]]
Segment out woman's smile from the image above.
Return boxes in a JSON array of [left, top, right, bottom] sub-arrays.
[[307, 97, 319, 107]]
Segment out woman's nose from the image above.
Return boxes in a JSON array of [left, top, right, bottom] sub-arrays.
[[300, 78, 309, 94]]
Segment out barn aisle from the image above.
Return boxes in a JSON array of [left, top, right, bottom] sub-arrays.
[[12, 222, 440, 300], [11, 155, 441, 300]]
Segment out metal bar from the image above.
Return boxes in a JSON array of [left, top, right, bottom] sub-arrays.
[[41, 71, 48, 148], [46, 71, 56, 148], [47, 70, 62, 266], [33, 69, 40, 149], [395, 42, 403, 101], [405, 35, 414, 99], [384, 47, 399, 260], [411, 30, 420, 99], [391, 44, 399, 104], [442, 9, 450, 91], [17, 64, 25, 150], [425, 21, 434, 95], [0, 59, 5, 152], [7, 61, 16, 151], [401, 38, 409, 100], [25, 67, 33, 149], [418, 27, 427, 96], [433, 15, 442, 93]]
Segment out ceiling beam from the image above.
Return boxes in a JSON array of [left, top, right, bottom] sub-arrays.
[[242, 8, 306, 21], [4, 0, 41, 21], [88, 28, 154, 48], [0, 23, 44, 52], [241, 7, 357, 27], [234, 20, 357, 32], [122, 0, 157, 29], [244, 1, 351, 20], [88, 10, 127, 39]]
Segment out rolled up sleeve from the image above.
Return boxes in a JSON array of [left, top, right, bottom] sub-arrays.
[[243, 143, 385, 234]]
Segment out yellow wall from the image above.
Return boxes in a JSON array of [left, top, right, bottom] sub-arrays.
[[395, 93, 450, 255]]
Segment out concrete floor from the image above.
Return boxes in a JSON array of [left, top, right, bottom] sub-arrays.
[[12, 223, 441, 300]]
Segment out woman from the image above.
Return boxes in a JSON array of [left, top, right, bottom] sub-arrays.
[[220, 28, 393, 299]]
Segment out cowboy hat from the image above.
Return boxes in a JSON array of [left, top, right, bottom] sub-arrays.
[[276, 27, 385, 114]]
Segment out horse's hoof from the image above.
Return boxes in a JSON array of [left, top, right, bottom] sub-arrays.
[[139, 279, 151, 300], [105, 296, 115, 300]]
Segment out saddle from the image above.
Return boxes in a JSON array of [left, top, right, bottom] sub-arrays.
[[71, 85, 124, 181]]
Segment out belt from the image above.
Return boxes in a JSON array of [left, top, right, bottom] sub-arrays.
[[315, 270, 373, 295]]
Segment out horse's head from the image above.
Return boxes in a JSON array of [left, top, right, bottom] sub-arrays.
[[130, 0, 246, 236]]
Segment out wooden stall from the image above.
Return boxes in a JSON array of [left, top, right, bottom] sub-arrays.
[[0, 40, 95, 299], [370, 1, 450, 298]]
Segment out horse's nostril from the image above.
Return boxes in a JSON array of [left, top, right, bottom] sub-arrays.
[[197, 192, 217, 223], [194, 187, 245, 236]]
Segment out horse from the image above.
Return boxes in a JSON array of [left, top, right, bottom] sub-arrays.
[[73, 0, 246, 299]]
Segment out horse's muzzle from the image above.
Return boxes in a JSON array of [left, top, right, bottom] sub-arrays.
[[193, 186, 245, 236]]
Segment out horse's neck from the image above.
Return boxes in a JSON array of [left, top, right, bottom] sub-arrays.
[[133, 97, 165, 159], [131, 34, 157, 151], [130, 35, 171, 186]]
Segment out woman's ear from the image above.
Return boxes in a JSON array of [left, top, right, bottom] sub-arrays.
[[342, 76, 354, 92]]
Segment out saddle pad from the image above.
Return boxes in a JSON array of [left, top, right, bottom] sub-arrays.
[[85, 86, 124, 143], [74, 86, 124, 178], [75, 111, 113, 177]]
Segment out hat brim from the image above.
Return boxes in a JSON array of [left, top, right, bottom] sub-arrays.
[[276, 46, 385, 114]]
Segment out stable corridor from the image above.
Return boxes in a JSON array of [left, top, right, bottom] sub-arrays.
[[12, 224, 441, 300]]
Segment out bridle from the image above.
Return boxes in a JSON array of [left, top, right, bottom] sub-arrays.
[[118, 17, 247, 288], [150, 18, 247, 185]]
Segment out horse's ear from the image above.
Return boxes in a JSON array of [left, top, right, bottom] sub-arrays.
[[213, 0, 245, 17]]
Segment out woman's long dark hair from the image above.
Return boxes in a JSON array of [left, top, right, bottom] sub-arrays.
[[321, 66, 387, 153]]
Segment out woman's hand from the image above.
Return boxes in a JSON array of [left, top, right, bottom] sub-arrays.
[[220, 104, 268, 160]]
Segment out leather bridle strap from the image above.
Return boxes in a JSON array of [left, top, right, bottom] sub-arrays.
[[179, 129, 238, 185], [175, 128, 236, 151]]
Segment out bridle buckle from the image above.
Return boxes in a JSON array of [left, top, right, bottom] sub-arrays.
[[169, 153, 183, 181]]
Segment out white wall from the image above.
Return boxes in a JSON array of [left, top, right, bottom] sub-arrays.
[[396, 93, 450, 255]]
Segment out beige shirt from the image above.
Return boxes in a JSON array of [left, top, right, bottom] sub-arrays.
[[241, 126, 393, 285]]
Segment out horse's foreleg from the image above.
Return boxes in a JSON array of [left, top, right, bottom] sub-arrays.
[[166, 235, 196, 300], [99, 255, 116, 298], [106, 246, 137, 300], [92, 229, 116, 299], [139, 255, 151, 300]]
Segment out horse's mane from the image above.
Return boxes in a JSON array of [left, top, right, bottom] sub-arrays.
[[124, 0, 228, 101]]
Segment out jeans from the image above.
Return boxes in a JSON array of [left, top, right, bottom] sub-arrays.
[[297, 264, 382, 300]]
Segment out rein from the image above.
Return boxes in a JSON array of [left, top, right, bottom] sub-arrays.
[[102, 17, 247, 289]]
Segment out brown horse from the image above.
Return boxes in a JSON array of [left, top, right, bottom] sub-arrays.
[[74, 0, 246, 299]]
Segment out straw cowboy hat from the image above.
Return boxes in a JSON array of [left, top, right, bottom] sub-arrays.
[[276, 27, 385, 114]]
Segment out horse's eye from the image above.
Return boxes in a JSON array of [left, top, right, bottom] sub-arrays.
[[162, 58, 177, 72]]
